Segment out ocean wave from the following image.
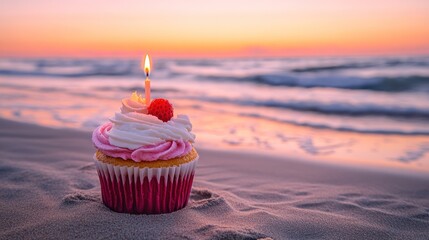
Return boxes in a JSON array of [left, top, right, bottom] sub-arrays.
[[239, 112, 429, 135], [2, 57, 429, 92], [0, 67, 136, 78], [199, 74, 429, 92], [191, 96, 429, 118], [169, 57, 429, 92], [289, 59, 429, 73], [290, 63, 373, 73], [0, 59, 139, 78]]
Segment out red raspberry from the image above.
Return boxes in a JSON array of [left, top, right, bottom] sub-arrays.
[[147, 98, 174, 122]]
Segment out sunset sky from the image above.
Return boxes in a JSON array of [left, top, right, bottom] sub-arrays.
[[1, 0, 429, 58]]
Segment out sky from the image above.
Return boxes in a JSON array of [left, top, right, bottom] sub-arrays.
[[1, 0, 429, 58]]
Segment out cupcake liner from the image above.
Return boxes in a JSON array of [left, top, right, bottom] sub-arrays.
[[94, 154, 198, 214]]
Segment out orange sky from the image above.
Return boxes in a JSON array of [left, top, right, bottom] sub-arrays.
[[1, 0, 429, 58]]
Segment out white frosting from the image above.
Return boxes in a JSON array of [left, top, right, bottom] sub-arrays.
[[121, 91, 148, 114], [107, 93, 195, 149]]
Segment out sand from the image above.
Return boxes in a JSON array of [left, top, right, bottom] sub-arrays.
[[0, 118, 428, 240]]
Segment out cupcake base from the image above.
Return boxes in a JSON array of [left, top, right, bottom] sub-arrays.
[[94, 154, 198, 214]]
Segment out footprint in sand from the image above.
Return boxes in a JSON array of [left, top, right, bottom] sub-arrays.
[[71, 176, 95, 190], [338, 193, 398, 209], [191, 189, 215, 201], [61, 192, 100, 206], [190, 188, 231, 210], [79, 163, 96, 171], [195, 225, 269, 240], [328, 192, 429, 222]]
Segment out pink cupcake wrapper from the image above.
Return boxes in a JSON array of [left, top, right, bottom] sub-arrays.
[[94, 154, 198, 214]]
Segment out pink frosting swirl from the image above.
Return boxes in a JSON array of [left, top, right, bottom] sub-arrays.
[[92, 122, 192, 162]]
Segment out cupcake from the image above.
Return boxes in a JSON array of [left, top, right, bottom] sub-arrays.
[[92, 92, 198, 214]]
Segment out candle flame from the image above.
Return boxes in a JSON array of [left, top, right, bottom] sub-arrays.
[[142, 54, 151, 77]]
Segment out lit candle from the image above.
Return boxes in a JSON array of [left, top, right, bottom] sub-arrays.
[[142, 54, 151, 106]]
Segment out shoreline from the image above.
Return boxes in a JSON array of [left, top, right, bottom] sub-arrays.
[[3, 116, 428, 177]]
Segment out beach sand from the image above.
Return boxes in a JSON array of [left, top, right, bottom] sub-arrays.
[[0, 118, 428, 239]]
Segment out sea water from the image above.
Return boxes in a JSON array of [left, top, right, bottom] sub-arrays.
[[1, 56, 428, 173]]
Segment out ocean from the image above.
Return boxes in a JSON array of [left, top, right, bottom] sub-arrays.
[[1, 56, 428, 173]]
